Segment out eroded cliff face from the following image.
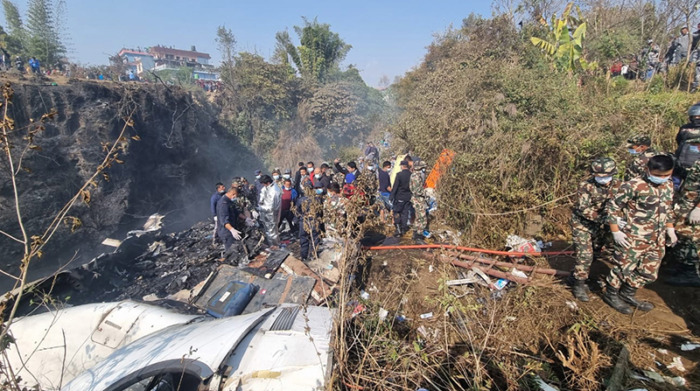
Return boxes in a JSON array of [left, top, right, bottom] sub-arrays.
[[0, 81, 262, 286]]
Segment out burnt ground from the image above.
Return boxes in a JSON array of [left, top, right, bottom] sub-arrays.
[[11, 220, 301, 318]]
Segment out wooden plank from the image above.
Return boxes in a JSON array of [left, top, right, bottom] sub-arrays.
[[281, 255, 334, 304]]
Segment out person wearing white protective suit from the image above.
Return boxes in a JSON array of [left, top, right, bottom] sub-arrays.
[[257, 174, 282, 247]]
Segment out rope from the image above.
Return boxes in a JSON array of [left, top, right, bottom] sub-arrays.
[[441, 192, 576, 216]]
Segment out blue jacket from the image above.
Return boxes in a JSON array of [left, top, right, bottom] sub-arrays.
[[210, 192, 223, 217], [216, 195, 237, 233]]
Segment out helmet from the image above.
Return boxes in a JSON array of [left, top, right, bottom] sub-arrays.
[[689, 103, 700, 126], [627, 134, 651, 147], [413, 160, 427, 170], [590, 157, 617, 176]]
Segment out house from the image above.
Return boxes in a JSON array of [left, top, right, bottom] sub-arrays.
[[117, 45, 220, 80], [117, 48, 155, 74], [150, 45, 211, 70]]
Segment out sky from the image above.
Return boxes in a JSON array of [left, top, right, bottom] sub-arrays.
[[5, 0, 493, 87]]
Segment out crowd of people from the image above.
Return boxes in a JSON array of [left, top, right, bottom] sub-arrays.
[[570, 102, 700, 315], [612, 24, 700, 91], [209, 141, 435, 263]]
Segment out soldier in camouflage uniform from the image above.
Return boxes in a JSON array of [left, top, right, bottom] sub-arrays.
[[624, 135, 656, 181], [668, 140, 700, 287], [570, 157, 621, 302], [604, 154, 678, 314], [410, 160, 429, 244]]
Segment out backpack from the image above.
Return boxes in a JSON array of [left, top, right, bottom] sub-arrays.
[[677, 143, 700, 169]]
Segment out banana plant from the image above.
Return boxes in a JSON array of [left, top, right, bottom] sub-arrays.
[[530, 2, 596, 73]]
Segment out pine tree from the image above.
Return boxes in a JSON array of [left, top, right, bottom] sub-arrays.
[[2, 0, 26, 55], [26, 0, 64, 65]]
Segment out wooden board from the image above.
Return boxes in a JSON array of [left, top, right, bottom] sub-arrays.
[[194, 265, 315, 314], [280, 255, 334, 304]]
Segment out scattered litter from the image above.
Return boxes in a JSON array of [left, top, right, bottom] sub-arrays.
[[325, 264, 334, 270], [396, 315, 406, 322], [511, 268, 527, 279], [536, 240, 552, 249], [642, 370, 686, 386], [680, 342, 700, 351], [420, 312, 433, 319], [627, 389, 648, 391], [417, 326, 428, 338], [565, 301, 579, 311], [368, 283, 378, 292], [382, 260, 388, 267], [101, 238, 121, 247], [142, 293, 159, 301], [667, 356, 686, 372], [351, 303, 366, 318], [505, 316, 517, 322], [378, 308, 388, 322], [446, 277, 480, 286], [428, 265, 434, 273], [493, 278, 509, 290], [505, 235, 542, 254], [360, 291, 370, 300], [657, 348, 668, 355], [533, 375, 559, 391]]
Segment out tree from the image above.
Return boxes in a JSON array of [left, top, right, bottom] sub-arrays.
[[215, 25, 236, 90], [530, 2, 596, 72], [2, 0, 26, 55], [26, 0, 65, 65], [274, 17, 352, 84]]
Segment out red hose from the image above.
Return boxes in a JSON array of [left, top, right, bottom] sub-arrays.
[[363, 244, 573, 257]]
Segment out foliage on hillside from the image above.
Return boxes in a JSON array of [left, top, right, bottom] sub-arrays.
[[392, 13, 697, 246], [216, 18, 392, 167]]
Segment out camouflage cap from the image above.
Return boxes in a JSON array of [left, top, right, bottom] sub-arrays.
[[413, 160, 427, 170], [627, 135, 651, 147], [590, 157, 617, 175]]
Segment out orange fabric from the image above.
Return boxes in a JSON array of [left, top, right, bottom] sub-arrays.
[[425, 148, 456, 189]]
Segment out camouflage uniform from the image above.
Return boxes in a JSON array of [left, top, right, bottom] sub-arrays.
[[625, 149, 657, 181], [605, 176, 675, 288], [571, 176, 621, 280], [671, 160, 700, 268], [624, 135, 655, 181], [410, 162, 429, 233]]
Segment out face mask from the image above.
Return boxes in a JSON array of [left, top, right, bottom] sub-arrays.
[[647, 174, 669, 184], [315, 188, 323, 195], [285, 186, 291, 190], [690, 145, 700, 153], [273, 175, 280, 180], [594, 176, 613, 185], [218, 190, 225, 194], [256, 175, 261, 180], [368, 166, 375, 171], [628, 148, 639, 155], [315, 174, 321, 179], [283, 174, 291, 179]]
